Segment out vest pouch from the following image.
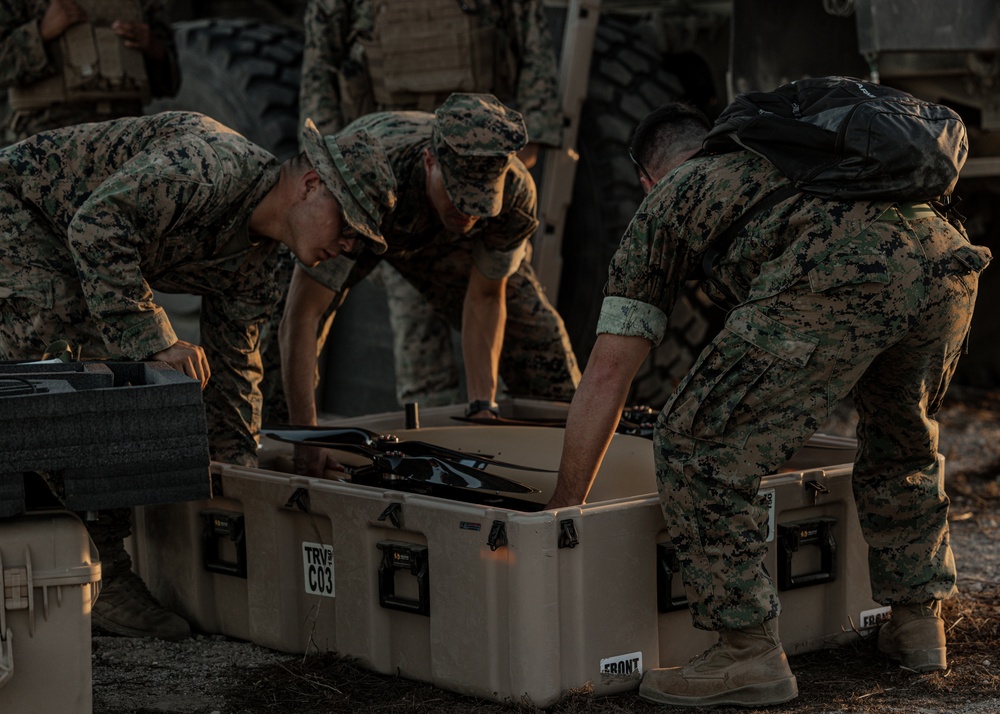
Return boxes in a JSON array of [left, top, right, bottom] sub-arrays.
[[62, 23, 100, 91], [362, 0, 495, 107], [9, 0, 149, 111], [75, 0, 149, 101]]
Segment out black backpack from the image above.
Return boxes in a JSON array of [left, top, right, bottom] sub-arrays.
[[695, 76, 970, 289], [703, 76, 968, 202]]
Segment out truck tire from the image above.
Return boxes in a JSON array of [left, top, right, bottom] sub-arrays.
[[147, 18, 303, 160], [556, 16, 725, 407]]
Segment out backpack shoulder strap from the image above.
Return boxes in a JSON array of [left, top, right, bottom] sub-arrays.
[[699, 184, 801, 280]]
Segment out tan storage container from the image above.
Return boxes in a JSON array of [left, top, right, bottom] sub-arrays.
[[132, 408, 880, 707], [0, 511, 102, 714], [131, 491, 252, 640]]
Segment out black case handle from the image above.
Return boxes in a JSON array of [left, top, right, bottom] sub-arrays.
[[377, 541, 430, 616], [777, 517, 837, 590], [201, 509, 247, 578]]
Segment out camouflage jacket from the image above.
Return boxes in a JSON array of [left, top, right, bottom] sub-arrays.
[[302, 110, 538, 291], [0, 0, 180, 138], [0, 111, 281, 462], [597, 150, 901, 344], [299, 0, 562, 147]]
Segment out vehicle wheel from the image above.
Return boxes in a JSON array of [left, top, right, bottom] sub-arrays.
[[147, 18, 303, 160], [556, 15, 725, 407]]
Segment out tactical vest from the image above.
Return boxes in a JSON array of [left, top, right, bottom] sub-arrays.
[[9, 0, 150, 111], [358, 0, 515, 114]]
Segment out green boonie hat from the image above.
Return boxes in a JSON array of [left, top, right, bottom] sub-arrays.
[[432, 93, 527, 218], [302, 119, 396, 255]]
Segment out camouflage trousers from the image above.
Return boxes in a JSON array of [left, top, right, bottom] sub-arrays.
[[656, 212, 990, 632], [376, 260, 463, 406]]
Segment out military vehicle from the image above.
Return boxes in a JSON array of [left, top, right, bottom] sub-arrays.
[[151, 0, 1000, 412]]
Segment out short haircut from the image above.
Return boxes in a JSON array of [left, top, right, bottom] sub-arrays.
[[289, 151, 311, 173], [629, 102, 712, 177]]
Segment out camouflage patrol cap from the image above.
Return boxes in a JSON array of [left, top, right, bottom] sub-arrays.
[[432, 93, 528, 218], [302, 119, 396, 254]]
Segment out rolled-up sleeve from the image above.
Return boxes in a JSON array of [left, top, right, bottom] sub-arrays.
[[596, 295, 668, 344]]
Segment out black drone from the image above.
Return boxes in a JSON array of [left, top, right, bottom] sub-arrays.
[[262, 425, 549, 511]]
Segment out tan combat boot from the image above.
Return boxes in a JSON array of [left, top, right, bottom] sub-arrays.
[[89, 508, 191, 641], [639, 619, 798, 707], [93, 568, 192, 641], [877, 600, 947, 672]]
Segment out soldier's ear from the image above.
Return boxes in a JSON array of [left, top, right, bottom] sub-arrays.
[[300, 168, 324, 198], [423, 147, 435, 175]]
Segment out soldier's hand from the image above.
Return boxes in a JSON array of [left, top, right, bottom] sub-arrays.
[[149, 340, 211, 389], [111, 20, 165, 60], [293, 444, 347, 480], [39, 0, 87, 41]]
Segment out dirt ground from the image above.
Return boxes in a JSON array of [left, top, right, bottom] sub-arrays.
[[91, 386, 1000, 714]]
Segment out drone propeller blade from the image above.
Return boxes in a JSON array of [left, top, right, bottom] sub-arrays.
[[265, 429, 554, 475], [261, 425, 380, 447], [390, 440, 554, 472], [390, 455, 539, 494], [263, 423, 553, 495], [450, 415, 567, 427]]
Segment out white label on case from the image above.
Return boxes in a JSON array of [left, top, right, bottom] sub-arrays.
[[302, 541, 335, 597], [859, 605, 892, 633], [600, 651, 643, 677]]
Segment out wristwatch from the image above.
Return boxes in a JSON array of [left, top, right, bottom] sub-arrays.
[[465, 399, 500, 418]]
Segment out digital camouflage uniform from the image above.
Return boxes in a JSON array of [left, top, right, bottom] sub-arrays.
[[289, 0, 563, 409], [599, 150, 991, 632], [0, 111, 282, 467], [298, 100, 580, 403], [0, 0, 180, 140], [0, 110, 393, 640]]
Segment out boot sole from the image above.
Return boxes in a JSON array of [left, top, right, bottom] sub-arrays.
[[638, 675, 798, 708], [93, 611, 191, 641], [879, 643, 947, 673]]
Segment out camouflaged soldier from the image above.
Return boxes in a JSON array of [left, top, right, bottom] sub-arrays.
[[0, 110, 394, 640], [546, 103, 992, 707], [281, 93, 580, 477], [287, 0, 564, 412], [0, 0, 180, 140]]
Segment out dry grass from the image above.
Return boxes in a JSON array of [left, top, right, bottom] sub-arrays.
[[219, 584, 999, 714]]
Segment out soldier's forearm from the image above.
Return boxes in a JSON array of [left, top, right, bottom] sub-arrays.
[[461, 272, 506, 403]]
